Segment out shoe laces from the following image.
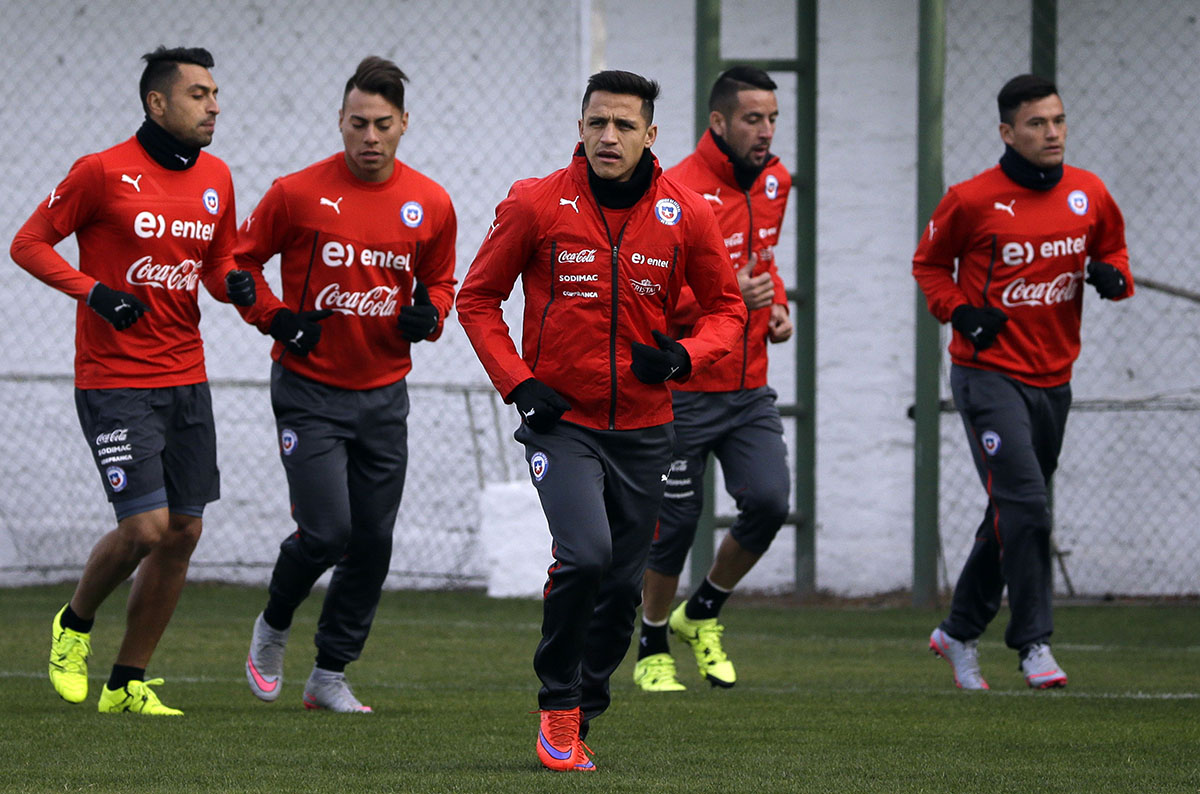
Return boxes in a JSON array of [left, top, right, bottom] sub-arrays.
[[128, 678, 168, 710], [644, 654, 677, 676], [540, 709, 581, 750], [695, 622, 729, 662], [53, 631, 91, 673]]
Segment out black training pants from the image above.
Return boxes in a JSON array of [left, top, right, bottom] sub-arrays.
[[516, 420, 673, 722], [941, 364, 1071, 651]]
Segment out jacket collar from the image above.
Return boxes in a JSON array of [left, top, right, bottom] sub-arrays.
[[569, 143, 662, 207], [695, 129, 777, 191]]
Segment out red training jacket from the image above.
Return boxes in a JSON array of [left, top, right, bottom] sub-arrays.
[[235, 154, 457, 390], [913, 163, 1132, 388], [665, 130, 791, 391], [9, 137, 239, 388], [456, 146, 747, 431]]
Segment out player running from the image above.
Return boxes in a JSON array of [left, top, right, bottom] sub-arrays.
[[915, 74, 1132, 690], [236, 56, 457, 713], [9, 46, 256, 715], [457, 70, 745, 771], [634, 65, 793, 692]]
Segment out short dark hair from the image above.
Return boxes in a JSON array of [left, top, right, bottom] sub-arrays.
[[343, 56, 409, 112], [581, 70, 660, 123], [709, 65, 778, 117], [997, 74, 1059, 124], [139, 46, 215, 114]]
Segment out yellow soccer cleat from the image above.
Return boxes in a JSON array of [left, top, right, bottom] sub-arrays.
[[98, 678, 183, 716], [49, 604, 91, 704], [632, 653, 687, 692], [669, 602, 736, 688]]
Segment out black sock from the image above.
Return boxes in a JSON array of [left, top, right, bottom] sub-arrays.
[[261, 600, 293, 632], [685, 578, 732, 621], [108, 664, 145, 690], [637, 620, 670, 659], [60, 604, 94, 634], [315, 651, 346, 673]]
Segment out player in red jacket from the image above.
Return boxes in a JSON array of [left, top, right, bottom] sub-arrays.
[[634, 66, 793, 693], [10, 46, 255, 715], [236, 57, 457, 713], [457, 70, 745, 772], [914, 74, 1132, 691]]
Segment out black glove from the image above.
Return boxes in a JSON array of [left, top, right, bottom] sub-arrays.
[[397, 281, 439, 342], [631, 330, 692, 384], [508, 378, 571, 433], [224, 269, 256, 307], [269, 308, 334, 356], [87, 282, 148, 331], [950, 304, 1008, 351], [1085, 261, 1126, 300]]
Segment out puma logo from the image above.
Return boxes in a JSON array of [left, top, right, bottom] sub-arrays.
[[121, 174, 143, 192], [993, 200, 1015, 217], [243, 215, 255, 232], [522, 407, 536, 419], [290, 329, 305, 345], [488, 219, 500, 239], [320, 196, 344, 214], [47, 188, 61, 208], [702, 188, 722, 205], [927, 220, 936, 240], [559, 195, 580, 213]]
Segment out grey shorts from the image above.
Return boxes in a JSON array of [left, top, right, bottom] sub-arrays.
[[74, 383, 220, 518]]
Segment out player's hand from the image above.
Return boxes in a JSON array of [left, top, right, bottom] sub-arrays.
[[397, 281, 439, 342], [508, 378, 571, 433], [224, 269, 256, 307], [87, 282, 149, 331], [631, 330, 692, 383], [269, 308, 334, 356], [768, 303, 793, 343], [950, 304, 1008, 351], [737, 253, 774, 310], [1085, 261, 1126, 300]]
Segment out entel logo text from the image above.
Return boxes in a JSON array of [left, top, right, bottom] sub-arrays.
[[758, 226, 778, 239], [322, 241, 410, 271], [133, 211, 215, 241], [1001, 233, 1087, 266], [631, 252, 669, 268]]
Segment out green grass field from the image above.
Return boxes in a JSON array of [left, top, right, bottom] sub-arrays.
[[0, 584, 1196, 793]]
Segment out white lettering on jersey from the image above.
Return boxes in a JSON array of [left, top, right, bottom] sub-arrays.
[[126, 256, 202, 291], [320, 240, 410, 270], [1001, 271, 1082, 307], [121, 174, 143, 192], [558, 248, 597, 263], [315, 283, 401, 317], [320, 196, 343, 214], [1000, 234, 1087, 267], [559, 274, 598, 282], [724, 231, 744, 249], [758, 225, 778, 239], [630, 278, 662, 296], [132, 212, 214, 241], [630, 252, 669, 268]]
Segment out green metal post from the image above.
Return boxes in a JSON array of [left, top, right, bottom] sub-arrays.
[[791, 0, 818, 597], [690, 0, 817, 597], [691, 0, 722, 593], [913, 0, 945, 608], [1031, 0, 1057, 80]]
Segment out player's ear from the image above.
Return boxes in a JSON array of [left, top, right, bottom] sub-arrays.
[[146, 90, 167, 120], [644, 123, 658, 148]]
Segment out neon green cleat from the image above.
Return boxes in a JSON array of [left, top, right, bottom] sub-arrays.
[[668, 602, 736, 688], [49, 604, 91, 704], [633, 652, 687, 692], [98, 678, 183, 716]]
